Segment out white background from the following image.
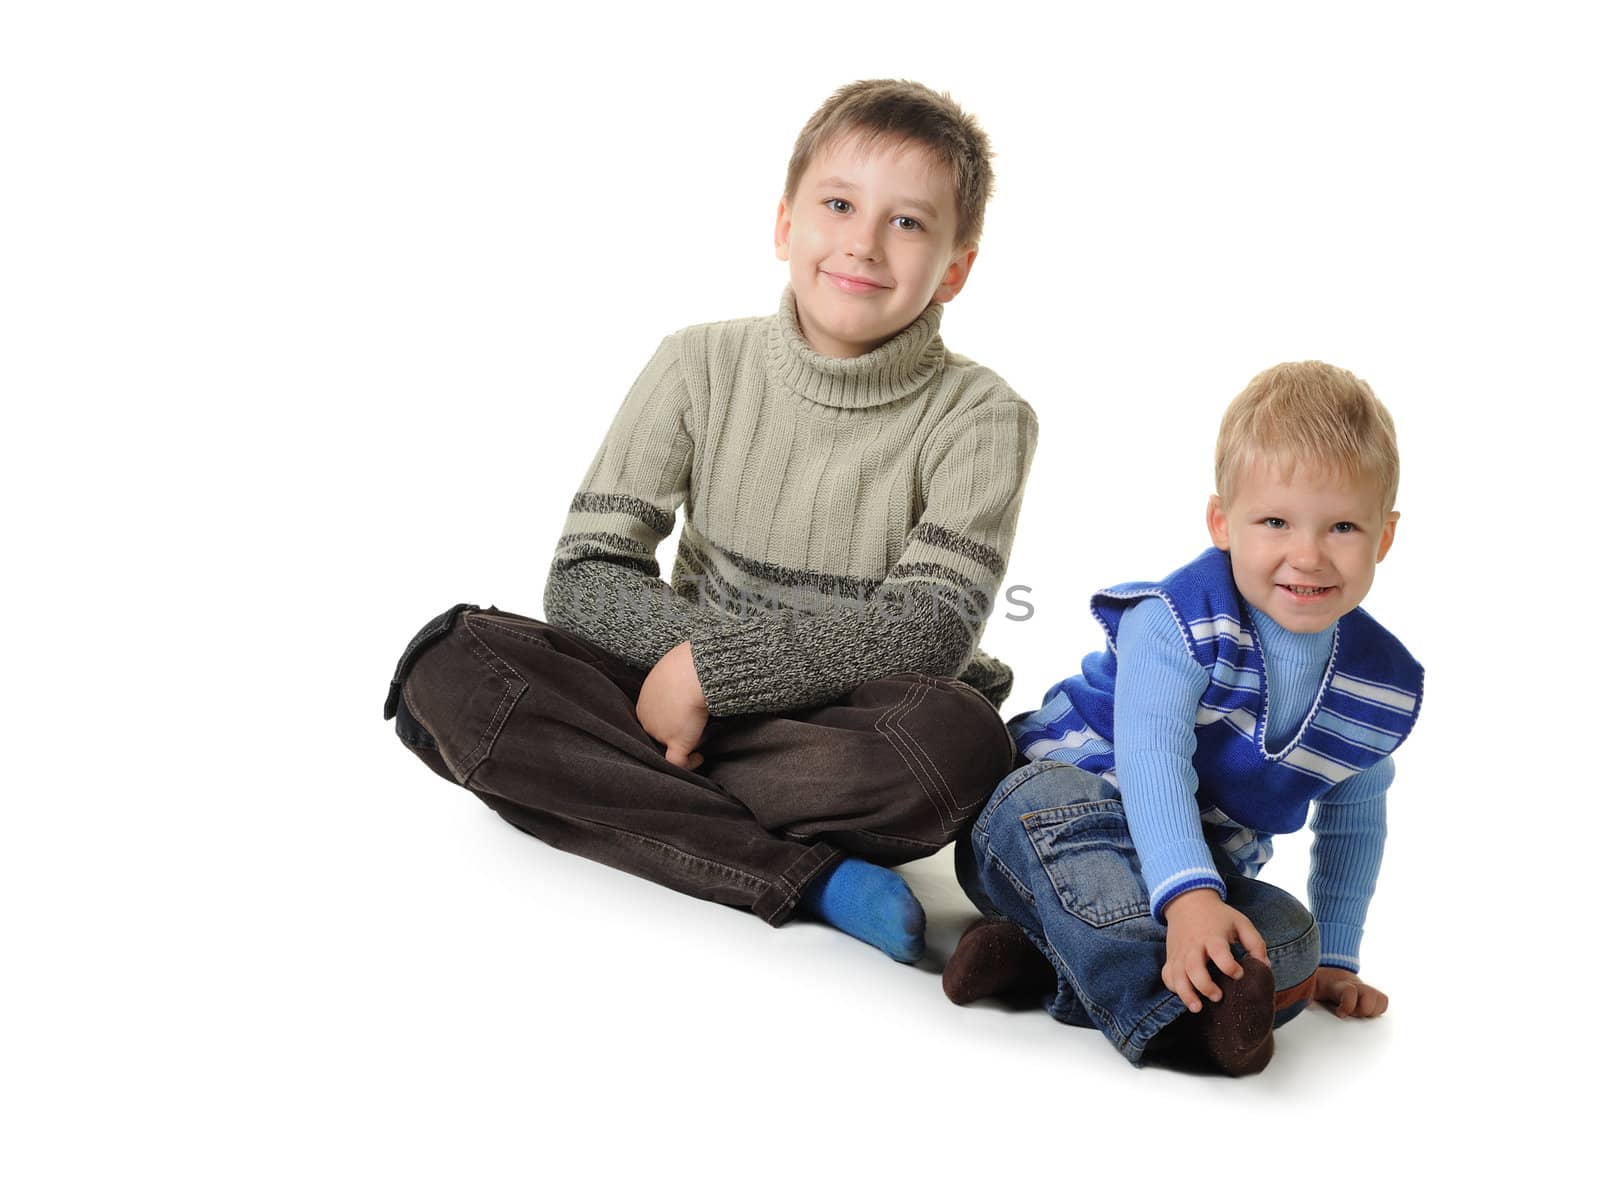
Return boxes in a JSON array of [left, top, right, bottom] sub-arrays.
[[5, 2, 1595, 1192]]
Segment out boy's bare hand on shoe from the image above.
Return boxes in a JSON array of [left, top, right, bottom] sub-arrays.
[[637, 640, 708, 771], [1314, 966, 1389, 1019], [1161, 888, 1269, 1013]]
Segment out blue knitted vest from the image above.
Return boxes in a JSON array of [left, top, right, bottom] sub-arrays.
[[1016, 548, 1424, 833]]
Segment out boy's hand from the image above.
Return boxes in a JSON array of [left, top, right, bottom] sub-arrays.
[[1314, 966, 1389, 1019], [636, 641, 709, 771], [1161, 888, 1269, 1013]]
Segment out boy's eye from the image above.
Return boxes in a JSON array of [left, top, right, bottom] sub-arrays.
[[1332, 521, 1358, 534], [891, 215, 923, 231], [1263, 517, 1287, 529], [825, 198, 853, 214]]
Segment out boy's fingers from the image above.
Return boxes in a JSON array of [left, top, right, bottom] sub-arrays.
[[1163, 963, 1203, 1014], [1337, 985, 1358, 1018], [1208, 940, 1244, 980], [1237, 919, 1269, 964], [1191, 961, 1223, 1004]]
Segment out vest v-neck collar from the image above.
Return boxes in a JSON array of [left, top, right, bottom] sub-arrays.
[[1243, 604, 1339, 759]]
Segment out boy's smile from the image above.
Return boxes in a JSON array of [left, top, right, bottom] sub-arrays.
[[775, 136, 976, 358], [1207, 460, 1399, 634]]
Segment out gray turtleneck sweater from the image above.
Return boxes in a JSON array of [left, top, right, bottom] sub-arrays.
[[544, 289, 1038, 716]]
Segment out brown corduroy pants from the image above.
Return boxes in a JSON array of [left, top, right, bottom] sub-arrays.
[[386, 605, 1015, 924]]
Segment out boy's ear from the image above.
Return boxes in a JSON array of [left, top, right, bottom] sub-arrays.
[[933, 247, 978, 303], [1206, 495, 1230, 551], [774, 198, 792, 262], [1376, 510, 1399, 562]]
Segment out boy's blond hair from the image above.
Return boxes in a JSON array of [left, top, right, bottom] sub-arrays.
[[783, 79, 994, 248], [1215, 361, 1400, 512]]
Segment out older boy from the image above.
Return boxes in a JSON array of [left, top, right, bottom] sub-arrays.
[[384, 81, 1036, 964], [946, 362, 1420, 1074]]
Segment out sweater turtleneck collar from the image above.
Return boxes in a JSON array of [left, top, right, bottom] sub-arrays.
[[765, 285, 946, 409], [1246, 603, 1337, 666]]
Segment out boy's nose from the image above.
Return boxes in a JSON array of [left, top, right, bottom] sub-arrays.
[[846, 226, 884, 260], [1287, 534, 1325, 570]]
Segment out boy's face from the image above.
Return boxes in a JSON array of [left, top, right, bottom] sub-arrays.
[[775, 134, 976, 358], [1207, 459, 1399, 634]]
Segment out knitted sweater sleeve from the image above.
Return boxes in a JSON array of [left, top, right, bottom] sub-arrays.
[[542, 335, 720, 669], [688, 397, 1038, 715], [1111, 598, 1228, 918], [1307, 757, 1391, 973]]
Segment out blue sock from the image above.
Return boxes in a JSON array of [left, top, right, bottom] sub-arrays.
[[798, 857, 926, 963]]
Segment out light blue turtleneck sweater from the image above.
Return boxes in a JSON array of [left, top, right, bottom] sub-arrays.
[[1112, 597, 1389, 972]]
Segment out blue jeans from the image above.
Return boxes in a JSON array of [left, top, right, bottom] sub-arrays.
[[957, 759, 1320, 1065]]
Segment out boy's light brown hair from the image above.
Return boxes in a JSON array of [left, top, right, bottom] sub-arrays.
[[1215, 361, 1401, 512], [783, 79, 994, 248]]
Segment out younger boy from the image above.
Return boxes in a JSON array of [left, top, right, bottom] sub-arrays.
[[946, 362, 1419, 1074], [384, 80, 1036, 964]]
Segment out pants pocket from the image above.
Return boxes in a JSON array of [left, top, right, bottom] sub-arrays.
[[402, 613, 529, 784], [1021, 800, 1151, 929], [383, 603, 481, 721]]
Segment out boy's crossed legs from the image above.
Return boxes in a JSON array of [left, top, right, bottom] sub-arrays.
[[952, 760, 1319, 1069], [386, 605, 1014, 961]]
